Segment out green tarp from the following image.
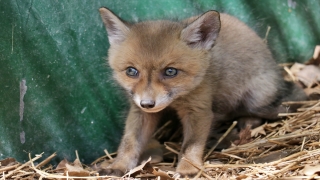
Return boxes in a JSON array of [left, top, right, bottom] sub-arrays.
[[0, 0, 319, 164]]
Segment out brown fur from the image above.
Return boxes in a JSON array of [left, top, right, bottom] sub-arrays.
[[99, 8, 307, 177]]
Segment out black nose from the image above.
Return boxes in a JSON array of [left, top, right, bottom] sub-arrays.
[[140, 100, 155, 109]]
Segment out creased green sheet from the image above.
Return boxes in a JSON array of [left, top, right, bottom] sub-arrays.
[[0, 0, 319, 164]]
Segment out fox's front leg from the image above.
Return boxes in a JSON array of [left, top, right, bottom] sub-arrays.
[[176, 109, 213, 177], [100, 104, 160, 176]]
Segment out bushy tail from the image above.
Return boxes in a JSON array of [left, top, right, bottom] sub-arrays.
[[279, 81, 308, 113]]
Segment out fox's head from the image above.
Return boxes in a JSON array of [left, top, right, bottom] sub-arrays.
[[99, 8, 221, 113]]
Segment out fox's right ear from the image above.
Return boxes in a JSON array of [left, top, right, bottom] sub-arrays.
[[99, 7, 129, 45], [181, 11, 221, 50]]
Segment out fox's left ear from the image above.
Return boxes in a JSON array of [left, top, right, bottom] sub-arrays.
[[181, 11, 221, 50]]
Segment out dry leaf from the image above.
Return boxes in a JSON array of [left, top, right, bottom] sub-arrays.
[[0, 158, 16, 166], [123, 157, 152, 177], [236, 174, 248, 180], [234, 126, 252, 145], [63, 163, 90, 178], [304, 86, 320, 98], [73, 159, 83, 169], [289, 63, 306, 75], [55, 159, 69, 172], [302, 164, 320, 176], [265, 122, 282, 128], [144, 162, 174, 180], [282, 121, 293, 133], [251, 124, 266, 137], [295, 65, 320, 87], [237, 117, 262, 129], [94, 159, 112, 170], [56, 158, 90, 179]]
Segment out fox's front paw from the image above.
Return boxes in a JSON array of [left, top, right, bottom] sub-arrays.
[[98, 168, 124, 177], [176, 159, 200, 177]]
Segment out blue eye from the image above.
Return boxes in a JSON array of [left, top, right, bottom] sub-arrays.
[[126, 67, 139, 77], [164, 68, 178, 77]]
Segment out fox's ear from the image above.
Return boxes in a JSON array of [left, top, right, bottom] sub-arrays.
[[181, 11, 221, 50], [99, 7, 129, 45]]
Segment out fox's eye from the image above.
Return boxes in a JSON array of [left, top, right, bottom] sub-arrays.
[[126, 67, 139, 77], [164, 67, 178, 77]]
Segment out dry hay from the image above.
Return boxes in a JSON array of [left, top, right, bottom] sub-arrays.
[[1, 101, 320, 180], [1, 46, 320, 180]]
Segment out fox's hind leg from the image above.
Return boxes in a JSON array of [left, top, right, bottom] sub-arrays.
[[247, 81, 307, 120]]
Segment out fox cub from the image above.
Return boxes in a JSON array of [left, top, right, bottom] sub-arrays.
[[99, 7, 306, 176]]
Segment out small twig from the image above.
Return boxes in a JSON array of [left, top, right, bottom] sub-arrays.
[[284, 66, 296, 81], [297, 107, 320, 112], [298, 101, 320, 117], [211, 152, 245, 160], [169, 126, 182, 141], [282, 100, 320, 105], [91, 152, 117, 165], [259, 145, 277, 157], [182, 157, 203, 170], [249, 166, 277, 178], [3, 153, 44, 178], [171, 155, 176, 167], [263, 26, 271, 44], [301, 137, 306, 152], [224, 129, 319, 154], [308, 141, 320, 146], [279, 149, 320, 167], [267, 140, 291, 147], [12, 171, 34, 178], [35, 152, 57, 169], [278, 112, 301, 117], [274, 162, 298, 176], [0, 164, 20, 173], [104, 149, 113, 160], [153, 162, 174, 166], [31, 165, 113, 179], [205, 163, 265, 168], [153, 120, 171, 137], [29, 153, 35, 168], [279, 63, 294, 67], [313, 45, 320, 60], [269, 151, 306, 166], [75, 150, 79, 160], [164, 143, 180, 155], [204, 121, 237, 161]]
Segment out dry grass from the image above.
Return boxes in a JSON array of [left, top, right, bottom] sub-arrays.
[[1, 100, 320, 179]]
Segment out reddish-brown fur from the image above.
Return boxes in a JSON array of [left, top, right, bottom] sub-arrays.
[[99, 8, 307, 177]]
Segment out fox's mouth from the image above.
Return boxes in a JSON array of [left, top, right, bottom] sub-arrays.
[[138, 105, 167, 113]]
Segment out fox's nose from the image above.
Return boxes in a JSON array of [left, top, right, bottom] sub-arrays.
[[140, 100, 155, 109]]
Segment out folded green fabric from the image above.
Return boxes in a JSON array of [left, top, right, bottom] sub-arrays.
[[0, 0, 319, 164]]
